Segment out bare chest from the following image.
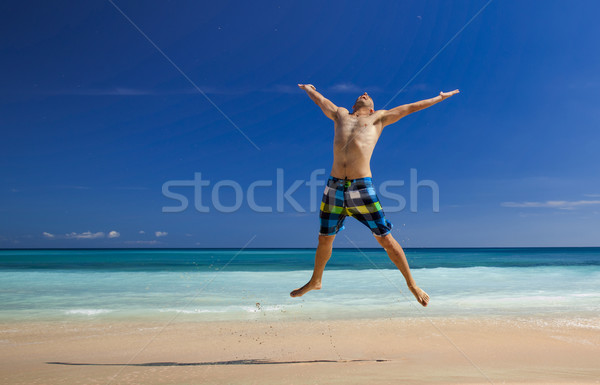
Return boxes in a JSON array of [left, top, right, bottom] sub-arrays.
[[334, 115, 381, 142]]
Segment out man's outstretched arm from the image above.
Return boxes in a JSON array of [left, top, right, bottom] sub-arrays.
[[381, 89, 460, 127], [298, 84, 339, 121]]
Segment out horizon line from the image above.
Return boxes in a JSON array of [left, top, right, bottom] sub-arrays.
[[2, 246, 600, 251]]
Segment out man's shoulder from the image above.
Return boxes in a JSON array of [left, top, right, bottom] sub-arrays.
[[332, 107, 349, 121], [373, 110, 388, 121]]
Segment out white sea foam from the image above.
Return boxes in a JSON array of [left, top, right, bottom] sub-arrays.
[[64, 309, 113, 316], [159, 308, 228, 314], [2, 265, 598, 322]]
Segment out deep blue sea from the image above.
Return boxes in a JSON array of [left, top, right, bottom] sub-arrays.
[[1, 248, 599, 323]]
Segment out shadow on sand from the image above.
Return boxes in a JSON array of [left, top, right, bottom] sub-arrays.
[[47, 358, 388, 367]]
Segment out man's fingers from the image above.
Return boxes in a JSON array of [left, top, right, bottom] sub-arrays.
[[441, 89, 460, 98], [298, 84, 316, 91]]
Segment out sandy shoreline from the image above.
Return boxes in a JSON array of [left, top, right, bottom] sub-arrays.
[[1, 316, 599, 384]]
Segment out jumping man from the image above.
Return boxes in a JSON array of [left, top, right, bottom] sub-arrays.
[[290, 84, 460, 306]]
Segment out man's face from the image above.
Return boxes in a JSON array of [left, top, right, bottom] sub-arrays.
[[353, 92, 374, 110]]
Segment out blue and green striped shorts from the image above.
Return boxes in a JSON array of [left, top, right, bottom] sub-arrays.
[[319, 176, 393, 237]]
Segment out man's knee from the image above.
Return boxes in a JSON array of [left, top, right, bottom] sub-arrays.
[[318, 234, 336, 246], [375, 233, 394, 249]]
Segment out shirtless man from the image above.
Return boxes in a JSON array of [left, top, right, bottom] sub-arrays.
[[290, 84, 459, 306]]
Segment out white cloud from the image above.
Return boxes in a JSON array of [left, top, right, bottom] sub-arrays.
[[262, 84, 298, 94], [328, 83, 383, 94], [108, 231, 120, 239], [139, 230, 145, 234], [114, 186, 149, 191], [155, 231, 168, 237], [42, 232, 55, 239], [329, 82, 363, 93], [409, 83, 429, 91], [264, 83, 383, 95], [501, 200, 600, 210], [65, 231, 105, 239]]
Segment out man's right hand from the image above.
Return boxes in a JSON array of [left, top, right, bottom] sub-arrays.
[[298, 84, 338, 120], [298, 84, 316, 91]]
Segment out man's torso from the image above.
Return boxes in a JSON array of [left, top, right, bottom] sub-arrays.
[[331, 108, 385, 179]]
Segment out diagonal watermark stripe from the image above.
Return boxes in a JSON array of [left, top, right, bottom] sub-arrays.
[[104, 234, 257, 385], [382, 0, 494, 109], [343, 234, 495, 385], [342, 0, 493, 152], [107, 0, 260, 151]]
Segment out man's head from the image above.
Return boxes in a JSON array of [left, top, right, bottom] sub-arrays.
[[352, 92, 374, 113]]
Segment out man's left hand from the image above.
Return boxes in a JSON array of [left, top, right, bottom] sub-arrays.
[[440, 89, 460, 100]]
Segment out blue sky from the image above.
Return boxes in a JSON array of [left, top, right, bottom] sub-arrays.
[[1, 0, 599, 248]]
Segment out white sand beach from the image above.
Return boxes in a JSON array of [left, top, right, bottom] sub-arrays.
[[2, 316, 598, 384]]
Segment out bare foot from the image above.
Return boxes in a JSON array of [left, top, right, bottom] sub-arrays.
[[408, 285, 430, 307], [290, 280, 321, 297]]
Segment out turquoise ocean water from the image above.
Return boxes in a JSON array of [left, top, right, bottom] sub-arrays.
[[1, 248, 599, 323]]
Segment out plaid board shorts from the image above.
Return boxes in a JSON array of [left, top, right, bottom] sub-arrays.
[[319, 176, 393, 237]]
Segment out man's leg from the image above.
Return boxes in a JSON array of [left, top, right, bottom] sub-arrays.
[[290, 234, 336, 297], [375, 233, 430, 307]]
